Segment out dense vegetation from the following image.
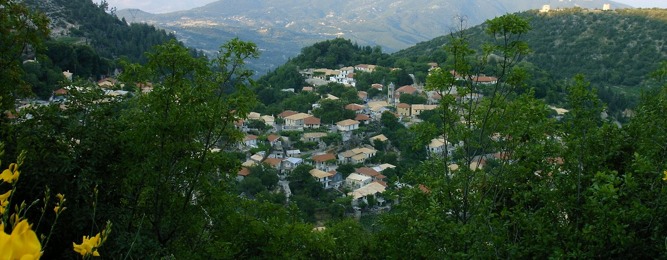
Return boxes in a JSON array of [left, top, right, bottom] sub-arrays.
[[2, 1, 667, 258], [16, 0, 178, 100], [395, 9, 667, 87]]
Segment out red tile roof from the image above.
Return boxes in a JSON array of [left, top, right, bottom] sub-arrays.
[[396, 85, 417, 94], [312, 153, 336, 162], [304, 116, 321, 125], [278, 110, 298, 118], [355, 114, 370, 121]]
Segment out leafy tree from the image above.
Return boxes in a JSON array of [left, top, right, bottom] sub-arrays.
[[0, 0, 49, 112], [313, 99, 355, 124]]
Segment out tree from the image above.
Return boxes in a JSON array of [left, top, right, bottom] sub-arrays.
[[0, 0, 49, 113], [313, 99, 355, 123], [115, 39, 258, 257]]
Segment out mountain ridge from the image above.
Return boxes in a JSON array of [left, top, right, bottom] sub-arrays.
[[116, 0, 630, 72]]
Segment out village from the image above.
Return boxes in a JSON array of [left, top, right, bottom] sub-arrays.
[[9, 61, 513, 218]]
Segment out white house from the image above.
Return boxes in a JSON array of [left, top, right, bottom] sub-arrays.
[[310, 168, 335, 189], [336, 119, 360, 132], [284, 113, 313, 129], [345, 173, 372, 190], [311, 153, 337, 171], [282, 157, 303, 171]]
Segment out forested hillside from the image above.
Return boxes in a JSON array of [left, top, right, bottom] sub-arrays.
[[2, 1, 667, 258], [395, 9, 667, 88], [16, 0, 178, 99]]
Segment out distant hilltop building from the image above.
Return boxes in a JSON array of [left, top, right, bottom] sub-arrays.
[[540, 5, 551, 13], [603, 4, 611, 11]]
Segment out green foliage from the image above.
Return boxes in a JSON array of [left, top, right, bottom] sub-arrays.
[[313, 99, 356, 124], [0, 0, 50, 111], [398, 93, 427, 104]]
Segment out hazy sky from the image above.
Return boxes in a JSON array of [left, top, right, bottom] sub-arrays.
[[99, 0, 667, 13]]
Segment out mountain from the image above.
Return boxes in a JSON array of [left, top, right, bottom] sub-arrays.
[[116, 0, 629, 73], [394, 8, 667, 88]]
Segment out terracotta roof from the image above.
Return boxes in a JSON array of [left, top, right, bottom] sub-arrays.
[[336, 119, 360, 126], [473, 75, 498, 83], [418, 184, 431, 193], [396, 85, 417, 94], [263, 158, 282, 167], [310, 168, 334, 178], [238, 167, 250, 176], [371, 84, 383, 89], [312, 153, 336, 162], [370, 134, 388, 142], [397, 103, 411, 109], [278, 110, 298, 118], [267, 134, 280, 142], [244, 135, 257, 141], [286, 113, 313, 120], [345, 104, 364, 111], [355, 114, 370, 121], [54, 88, 68, 95], [357, 91, 368, 99], [304, 116, 321, 125], [356, 167, 380, 178], [302, 86, 313, 91]]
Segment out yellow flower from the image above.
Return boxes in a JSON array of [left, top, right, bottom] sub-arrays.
[[663, 170, 667, 181], [0, 220, 42, 259], [73, 233, 101, 257], [53, 193, 66, 214], [0, 163, 20, 184], [0, 190, 11, 216]]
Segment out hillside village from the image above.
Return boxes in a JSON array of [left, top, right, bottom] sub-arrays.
[[11, 61, 505, 216], [229, 62, 505, 213]]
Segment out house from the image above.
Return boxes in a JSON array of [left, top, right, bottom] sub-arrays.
[[304, 116, 321, 129], [369, 134, 388, 143], [237, 167, 250, 181], [348, 181, 386, 206], [345, 173, 372, 190], [336, 119, 360, 132], [540, 4, 550, 13], [354, 64, 377, 73], [284, 113, 313, 129], [282, 157, 303, 171], [310, 168, 336, 189], [397, 103, 411, 117], [354, 114, 371, 125], [325, 94, 339, 101], [345, 104, 365, 114], [355, 167, 387, 182], [278, 110, 298, 119], [472, 75, 498, 85], [62, 70, 73, 81], [312, 153, 337, 171], [248, 112, 261, 121], [357, 91, 368, 101], [263, 158, 283, 170], [302, 132, 327, 143], [242, 135, 258, 149], [250, 152, 265, 163], [427, 137, 460, 157], [338, 147, 377, 164], [302, 86, 314, 92], [97, 78, 116, 88], [411, 104, 437, 116], [286, 149, 301, 157], [396, 85, 418, 95], [373, 163, 396, 173], [261, 115, 275, 126], [267, 134, 281, 147]]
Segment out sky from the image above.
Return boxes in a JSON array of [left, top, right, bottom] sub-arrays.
[[98, 0, 667, 14]]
